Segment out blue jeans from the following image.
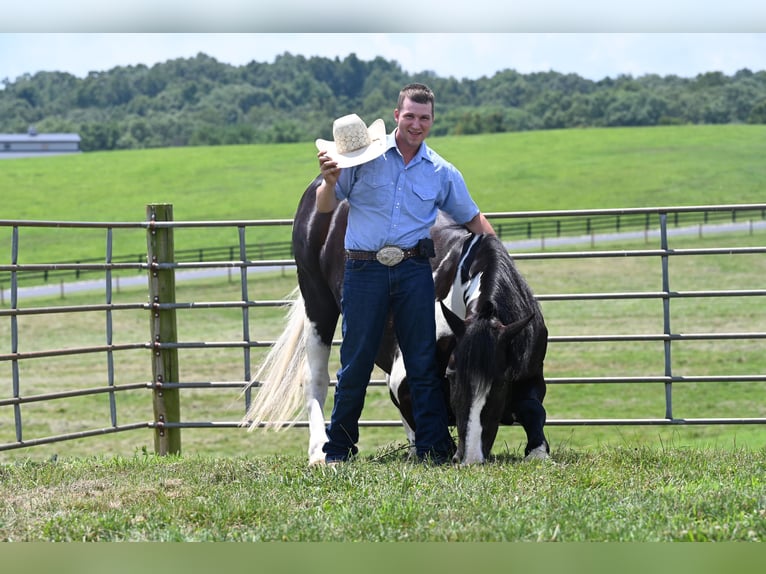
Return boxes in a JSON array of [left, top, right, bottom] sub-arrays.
[[323, 256, 452, 461]]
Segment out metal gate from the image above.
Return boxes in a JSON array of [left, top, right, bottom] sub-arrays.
[[2, 203, 765, 454]]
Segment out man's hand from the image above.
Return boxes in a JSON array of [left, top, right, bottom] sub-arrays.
[[315, 150, 341, 213], [318, 150, 340, 187]]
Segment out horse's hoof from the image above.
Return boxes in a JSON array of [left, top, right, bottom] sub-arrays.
[[524, 444, 550, 461]]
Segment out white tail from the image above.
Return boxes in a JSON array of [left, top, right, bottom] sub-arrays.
[[243, 287, 308, 430]]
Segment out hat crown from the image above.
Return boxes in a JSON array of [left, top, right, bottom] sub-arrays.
[[333, 114, 373, 154], [316, 114, 386, 168]]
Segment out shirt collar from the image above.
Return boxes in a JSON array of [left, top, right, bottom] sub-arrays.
[[386, 130, 432, 164]]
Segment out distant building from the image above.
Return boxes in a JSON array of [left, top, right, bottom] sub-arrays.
[[0, 126, 81, 158]]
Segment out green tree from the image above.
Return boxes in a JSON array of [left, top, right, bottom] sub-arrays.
[[1, 51, 765, 149], [79, 122, 121, 151], [748, 99, 766, 123]]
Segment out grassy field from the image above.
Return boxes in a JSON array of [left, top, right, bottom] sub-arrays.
[[2, 124, 765, 264], [1, 125, 765, 543], [1, 446, 764, 542]]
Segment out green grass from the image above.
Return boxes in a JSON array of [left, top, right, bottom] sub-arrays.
[[444, 125, 766, 211], [2, 124, 765, 264], [1, 446, 764, 542]]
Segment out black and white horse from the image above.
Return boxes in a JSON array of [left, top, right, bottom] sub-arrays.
[[244, 176, 550, 465]]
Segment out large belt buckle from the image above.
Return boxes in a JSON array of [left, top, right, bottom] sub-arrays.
[[375, 246, 405, 266]]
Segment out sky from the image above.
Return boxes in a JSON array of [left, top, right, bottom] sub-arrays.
[[2, 33, 766, 86], [1, 2, 766, 84]]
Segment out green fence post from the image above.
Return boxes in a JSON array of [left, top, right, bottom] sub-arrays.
[[146, 203, 181, 455]]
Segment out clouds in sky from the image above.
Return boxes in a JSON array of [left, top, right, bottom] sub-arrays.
[[2, 33, 766, 86], [3, 0, 766, 32], [2, 1, 766, 83]]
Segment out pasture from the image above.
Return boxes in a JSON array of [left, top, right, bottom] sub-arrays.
[[1, 125, 765, 543], [2, 124, 765, 263], [1, 446, 764, 542]]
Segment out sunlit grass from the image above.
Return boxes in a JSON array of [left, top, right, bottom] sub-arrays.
[[1, 446, 764, 541], [2, 124, 765, 263]]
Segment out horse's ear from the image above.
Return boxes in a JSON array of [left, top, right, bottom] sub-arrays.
[[440, 301, 466, 338], [499, 313, 535, 348]]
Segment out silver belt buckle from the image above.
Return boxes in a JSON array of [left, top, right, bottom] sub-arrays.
[[375, 246, 405, 266]]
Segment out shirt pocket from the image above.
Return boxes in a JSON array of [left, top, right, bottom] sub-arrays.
[[409, 167, 439, 203], [412, 185, 437, 202], [353, 164, 391, 192], [406, 184, 439, 222]]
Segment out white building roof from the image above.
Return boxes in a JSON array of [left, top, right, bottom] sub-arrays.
[[0, 133, 81, 143]]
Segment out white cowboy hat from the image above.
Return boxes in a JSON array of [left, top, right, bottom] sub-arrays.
[[315, 114, 387, 168]]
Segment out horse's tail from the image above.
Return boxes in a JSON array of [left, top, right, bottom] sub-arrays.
[[242, 286, 307, 431]]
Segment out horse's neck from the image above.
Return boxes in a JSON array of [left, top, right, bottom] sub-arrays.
[[447, 271, 482, 320], [443, 234, 485, 321]]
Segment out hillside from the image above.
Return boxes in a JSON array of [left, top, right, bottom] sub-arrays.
[[2, 52, 765, 151], [1, 124, 765, 265]]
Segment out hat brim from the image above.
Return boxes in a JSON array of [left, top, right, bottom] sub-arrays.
[[315, 118, 387, 168]]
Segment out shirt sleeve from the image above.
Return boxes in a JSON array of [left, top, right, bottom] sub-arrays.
[[438, 164, 480, 225], [334, 166, 356, 201]]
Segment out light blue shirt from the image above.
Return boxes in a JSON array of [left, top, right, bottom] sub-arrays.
[[335, 131, 480, 251]]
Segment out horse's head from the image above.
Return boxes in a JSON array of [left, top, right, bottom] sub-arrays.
[[440, 300, 534, 465]]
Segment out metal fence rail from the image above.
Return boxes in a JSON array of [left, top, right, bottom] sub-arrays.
[[5, 204, 765, 288], [1, 203, 765, 454]]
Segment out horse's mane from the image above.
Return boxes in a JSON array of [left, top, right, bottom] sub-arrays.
[[431, 212, 539, 325], [472, 233, 538, 324]]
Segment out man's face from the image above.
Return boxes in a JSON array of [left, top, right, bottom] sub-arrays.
[[394, 97, 433, 150]]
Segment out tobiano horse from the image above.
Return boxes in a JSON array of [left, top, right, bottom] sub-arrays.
[[243, 175, 550, 465]]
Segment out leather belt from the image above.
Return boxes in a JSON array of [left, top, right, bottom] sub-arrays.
[[345, 245, 422, 266]]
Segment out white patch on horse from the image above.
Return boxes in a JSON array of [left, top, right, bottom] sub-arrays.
[[445, 279, 465, 320], [461, 385, 489, 465], [462, 272, 482, 308], [304, 318, 331, 465], [434, 300, 453, 341], [440, 234, 483, 322], [388, 348, 416, 455]]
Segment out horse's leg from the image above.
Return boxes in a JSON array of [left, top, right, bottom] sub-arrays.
[[299, 275, 341, 465], [511, 393, 550, 461], [387, 349, 417, 458], [506, 324, 549, 461], [305, 319, 333, 465]]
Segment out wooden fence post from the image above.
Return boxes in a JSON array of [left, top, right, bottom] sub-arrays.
[[146, 204, 181, 455]]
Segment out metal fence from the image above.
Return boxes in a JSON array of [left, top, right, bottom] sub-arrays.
[[1, 203, 765, 454], [5, 206, 765, 288]]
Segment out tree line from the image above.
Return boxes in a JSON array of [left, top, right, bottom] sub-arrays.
[[2, 51, 766, 152]]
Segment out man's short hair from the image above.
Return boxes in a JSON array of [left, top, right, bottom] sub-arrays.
[[398, 83, 435, 115]]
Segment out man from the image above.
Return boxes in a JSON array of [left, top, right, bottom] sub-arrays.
[[315, 83, 495, 464]]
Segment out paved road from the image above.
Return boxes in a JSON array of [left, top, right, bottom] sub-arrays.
[[505, 219, 766, 251], [3, 220, 764, 304]]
